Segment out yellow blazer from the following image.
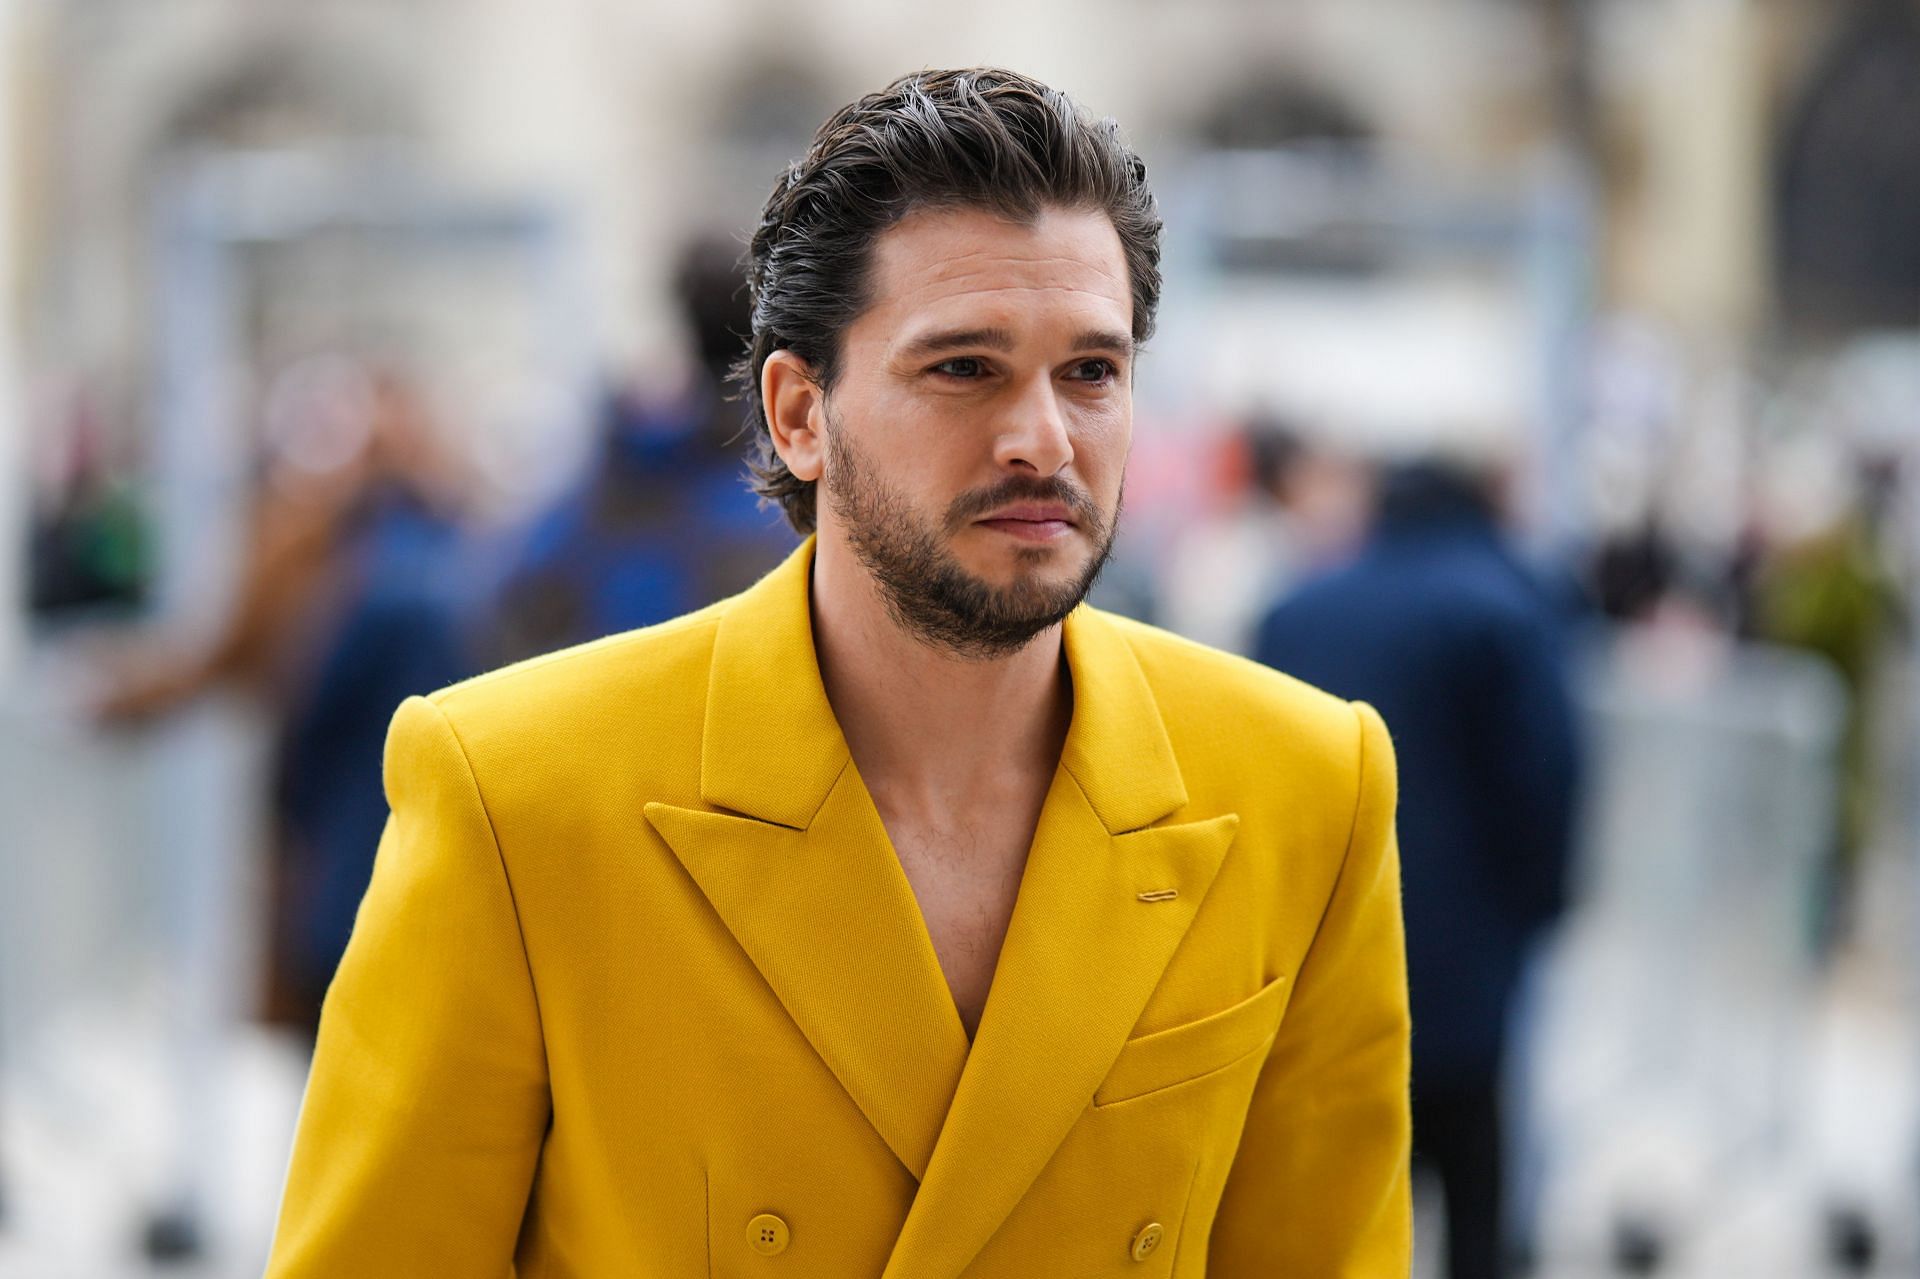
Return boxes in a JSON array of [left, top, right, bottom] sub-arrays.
[[267, 537, 1411, 1277]]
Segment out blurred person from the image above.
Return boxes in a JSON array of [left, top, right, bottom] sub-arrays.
[[79, 361, 476, 1257], [27, 388, 148, 618], [1751, 454, 1905, 954], [94, 361, 478, 1027], [1157, 418, 1371, 654], [1255, 457, 1581, 1279], [1591, 516, 1680, 624], [483, 234, 794, 666], [268, 68, 1412, 1277]]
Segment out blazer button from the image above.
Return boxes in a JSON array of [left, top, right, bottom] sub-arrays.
[[748, 1213, 790, 1256], [1130, 1221, 1164, 1262]]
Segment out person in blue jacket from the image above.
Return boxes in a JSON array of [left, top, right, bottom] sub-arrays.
[[274, 479, 475, 1021], [482, 236, 796, 666], [1255, 457, 1582, 1279]]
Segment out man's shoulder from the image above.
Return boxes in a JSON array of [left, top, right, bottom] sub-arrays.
[[1091, 608, 1363, 760], [1090, 609, 1380, 868], [422, 595, 733, 750]]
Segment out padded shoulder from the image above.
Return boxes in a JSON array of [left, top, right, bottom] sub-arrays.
[[1089, 610, 1378, 827], [411, 596, 731, 813]]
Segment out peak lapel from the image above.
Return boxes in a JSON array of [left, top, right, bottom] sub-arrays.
[[882, 607, 1240, 1279], [645, 538, 970, 1180], [644, 775, 969, 1181], [699, 537, 847, 830]]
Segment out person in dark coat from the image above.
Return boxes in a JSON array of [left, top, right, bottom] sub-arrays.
[[1254, 457, 1581, 1279], [273, 481, 475, 1021]]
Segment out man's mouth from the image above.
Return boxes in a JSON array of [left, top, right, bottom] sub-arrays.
[[975, 503, 1077, 541]]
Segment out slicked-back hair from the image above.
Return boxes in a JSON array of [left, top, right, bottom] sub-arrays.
[[733, 67, 1163, 534]]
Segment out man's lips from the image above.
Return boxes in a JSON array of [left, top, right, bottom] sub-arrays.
[[974, 504, 1077, 542]]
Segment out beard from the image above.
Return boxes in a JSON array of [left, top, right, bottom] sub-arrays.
[[821, 423, 1119, 661]]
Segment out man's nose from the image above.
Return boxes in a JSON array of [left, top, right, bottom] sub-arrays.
[[992, 373, 1074, 476]]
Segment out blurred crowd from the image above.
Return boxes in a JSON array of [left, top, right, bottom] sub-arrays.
[[32, 240, 793, 1033]]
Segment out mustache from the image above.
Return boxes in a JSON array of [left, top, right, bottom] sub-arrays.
[[944, 474, 1104, 532]]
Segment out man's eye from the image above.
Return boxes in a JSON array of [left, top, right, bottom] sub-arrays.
[[1070, 359, 1117, 383], [933, 357, 986, 378]]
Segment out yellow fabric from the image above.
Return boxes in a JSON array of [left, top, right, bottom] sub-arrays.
[[266, 537, 1411, 1278]]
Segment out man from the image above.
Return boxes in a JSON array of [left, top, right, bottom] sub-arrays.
[[1257, 459, 1580, 1279], [267, 68, 1410, 1277]]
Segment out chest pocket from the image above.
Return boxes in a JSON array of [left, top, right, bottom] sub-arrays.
[[1093, 975, 1292, 1108]]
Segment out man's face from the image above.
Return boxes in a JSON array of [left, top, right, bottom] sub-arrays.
[[814, 204, 1135, 658]]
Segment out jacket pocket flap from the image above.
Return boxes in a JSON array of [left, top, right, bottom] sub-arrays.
[[1094, 974, 1292, 1107]]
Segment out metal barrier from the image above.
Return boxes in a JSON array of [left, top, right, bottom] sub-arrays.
[[0, 656, 270, 1265], [1517, 628, 1847, 1270]]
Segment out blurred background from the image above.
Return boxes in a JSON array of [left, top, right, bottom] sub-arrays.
[[0, 0, 1915, 1275]]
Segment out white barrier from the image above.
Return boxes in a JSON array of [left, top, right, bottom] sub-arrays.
[[0, 656, 270, 1264], [1520, 628, 1847, 1268]]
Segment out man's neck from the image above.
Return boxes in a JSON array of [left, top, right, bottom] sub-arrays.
[[809, 539, 1073, 814]]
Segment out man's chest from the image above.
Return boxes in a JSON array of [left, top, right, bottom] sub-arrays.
[[885, 811, 1034, 1038]]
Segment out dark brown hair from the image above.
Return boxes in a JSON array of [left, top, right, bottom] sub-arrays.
[[733, 67, 1163, 533]]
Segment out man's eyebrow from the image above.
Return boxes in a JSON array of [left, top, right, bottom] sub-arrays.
[[896, 327, 1017, 360], [895, 326, 1136, 361], [1070, 329, 1135, 358]]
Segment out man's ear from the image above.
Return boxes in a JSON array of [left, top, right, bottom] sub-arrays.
[[762, 350, 826, 483]]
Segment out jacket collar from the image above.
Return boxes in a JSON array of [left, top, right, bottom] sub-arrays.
[[699, 536, 1188, 834], [698, 537, 850, 828]]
